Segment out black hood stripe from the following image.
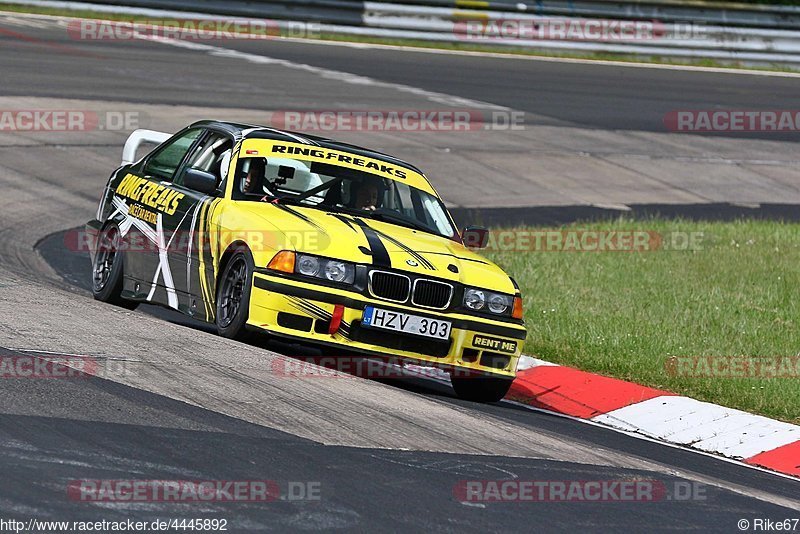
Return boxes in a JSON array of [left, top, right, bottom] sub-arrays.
[[274, 204, 328, 236], [328, 213, 359, 232], [354, 218, 392, 268], [416, 251, 489, 265]]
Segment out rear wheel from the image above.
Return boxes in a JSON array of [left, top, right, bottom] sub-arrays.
[[451, 374, 512, 403], [215, 249, 254, 339], [91, 223, 138, 310]]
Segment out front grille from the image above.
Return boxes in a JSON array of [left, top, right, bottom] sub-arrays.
[[412, 279, 453, 309], [369, 271, 411, 302]]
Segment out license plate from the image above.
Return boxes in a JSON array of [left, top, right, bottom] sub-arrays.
[[362, 306, 452, 340]]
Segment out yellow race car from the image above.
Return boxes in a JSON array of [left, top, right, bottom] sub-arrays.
[[87, 121, 526, 402]]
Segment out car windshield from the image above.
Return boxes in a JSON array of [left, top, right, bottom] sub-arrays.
[[233, 156, 457, 238]]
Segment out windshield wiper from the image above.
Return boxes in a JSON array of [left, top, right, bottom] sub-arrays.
[[266, 194, 299, 205], [321, 204, 361, 216]]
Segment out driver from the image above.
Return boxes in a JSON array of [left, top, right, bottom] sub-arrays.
[[243, 158, 266, 194], [353, 181, 379, 211]]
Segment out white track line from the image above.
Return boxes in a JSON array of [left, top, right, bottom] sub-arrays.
[[134, 35, 513, 111], [3, 4, 800, 78]]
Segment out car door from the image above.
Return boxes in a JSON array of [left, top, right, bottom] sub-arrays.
[[159, 129, 234, 318], [119, 127, 203, 308]]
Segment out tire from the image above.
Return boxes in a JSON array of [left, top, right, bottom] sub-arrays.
[[451, 374, 513, 403], [215, 248, 254, 339], [91, 223, 138, 310]]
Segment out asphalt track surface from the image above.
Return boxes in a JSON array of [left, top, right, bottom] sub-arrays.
[[2, 15, 800, 139], [0, 12, 798, 533]]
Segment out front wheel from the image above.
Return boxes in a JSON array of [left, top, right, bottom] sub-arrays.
[[215, 249, 254, 339], [451, 374, 512, 403], [92, 223, 138, 310]]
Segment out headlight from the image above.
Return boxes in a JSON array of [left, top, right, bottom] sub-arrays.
[[464, 289, 485, 310], [325, 260, 350, 282], [463, 287, 514, 316], [488, 293, 510, 314], [295, 254, 355, 285], [297, 255, 320, 277]]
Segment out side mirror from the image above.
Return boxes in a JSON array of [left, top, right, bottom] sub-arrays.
[[461, 226, 489, 249], [183, 168, 218, 195]]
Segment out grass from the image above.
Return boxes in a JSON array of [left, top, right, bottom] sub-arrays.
[[483, 219, 800, 423], [1, 2, 798, 74]]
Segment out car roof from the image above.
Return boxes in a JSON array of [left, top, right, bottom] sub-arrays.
[[191, 120, 426, 176]]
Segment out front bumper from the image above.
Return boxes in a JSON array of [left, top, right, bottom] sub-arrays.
[[248, 272, 527, 378]]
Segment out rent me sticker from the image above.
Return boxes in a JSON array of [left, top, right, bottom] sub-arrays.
[[472, 335, 517, 354]]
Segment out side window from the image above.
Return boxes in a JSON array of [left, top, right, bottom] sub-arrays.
[[176, 132, 233, 189], [143, 129, 203, 181], [186, 133, 231, 174]]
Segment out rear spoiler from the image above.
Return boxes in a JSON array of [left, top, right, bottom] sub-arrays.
[[122, 129, 172, 165]]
